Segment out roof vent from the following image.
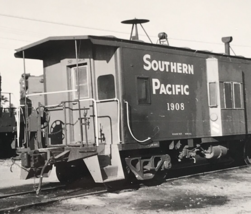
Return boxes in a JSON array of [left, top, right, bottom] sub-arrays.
[[221, 36, 233, 55], [121, 18, 152, 43], [157, 32, 169, 45]]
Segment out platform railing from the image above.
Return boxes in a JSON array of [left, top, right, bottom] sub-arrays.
[[25, 90, 121, 148]]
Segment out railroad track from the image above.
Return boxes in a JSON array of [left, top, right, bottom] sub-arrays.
[[0, 164, 249, 213], [0, 185, 65, 199], [0, 183, 106, 213]]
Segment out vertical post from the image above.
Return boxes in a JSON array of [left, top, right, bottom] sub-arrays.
[[242, 71, 248, 135], [9, 93, 12, 116], [63, 102, 68, 146], [22, 51, 27, 107], [74, 40, 84, 146], [74, 40, 80, 101], [37, 102, 42, 148], [134, 24, 139, 40], [22, 51, 28, 146], [129, 24, 134, 40]]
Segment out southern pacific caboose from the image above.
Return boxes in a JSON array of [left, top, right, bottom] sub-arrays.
[[14, 19, 251, 188]]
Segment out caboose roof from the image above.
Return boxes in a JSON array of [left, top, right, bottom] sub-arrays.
[[15, 35, 96, 59], [15, 35, 251, 61], [15, 35, 137, 59]]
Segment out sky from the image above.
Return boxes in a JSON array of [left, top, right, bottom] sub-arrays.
[[0, 0, 251, 106]]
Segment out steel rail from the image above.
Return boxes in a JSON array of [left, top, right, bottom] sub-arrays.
[[0, 188, 107, 213], [0, 184, 65, 199], [164, 164, 249, 183], [0, 164, 249, 213]]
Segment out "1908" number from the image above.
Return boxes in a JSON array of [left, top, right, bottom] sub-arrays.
[[167, 103, 185, 111]]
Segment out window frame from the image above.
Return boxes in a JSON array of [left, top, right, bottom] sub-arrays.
[[233, 82, 243, 109], [69, 64, 89, 100], [223, 82, 233, 109], [136, 76, 151, 105], [97, 74, 116, 100], [222, 81, 243, 109], [208, 81, 218, 107]]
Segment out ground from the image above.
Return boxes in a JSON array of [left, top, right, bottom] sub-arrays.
[[0, 159, 58, 190], [1, 159, 251, 214]]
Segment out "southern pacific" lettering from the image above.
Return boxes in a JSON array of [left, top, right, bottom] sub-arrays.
[[152, 79, 189, 95], [143, 54, 194, 74]]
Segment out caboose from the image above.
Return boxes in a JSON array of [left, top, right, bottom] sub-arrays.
[[14, 19, 251, 189]]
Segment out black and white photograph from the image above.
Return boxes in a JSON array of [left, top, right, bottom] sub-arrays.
[[0, 1, 251, 213]]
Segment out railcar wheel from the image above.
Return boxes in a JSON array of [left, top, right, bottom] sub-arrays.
[[104, 180, 127, 192], [55, 163, 72, 184], [244, 141, 251, 165], [142, 171, 167, 186], [104, 166, 139, 192], [55, 160, 91, 184]]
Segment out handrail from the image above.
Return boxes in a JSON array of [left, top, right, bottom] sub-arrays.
[[46, 98, 121, 145], [78, 98, 98, 146], [96, 98, 121, 143], [26, 89, 77, 97], [124, 100, 151, 143], [21, 95, 121, 147]]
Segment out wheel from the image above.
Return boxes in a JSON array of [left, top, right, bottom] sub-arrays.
[[142, 171, 167, 186], [55, 160, 92, 184], [55, 163, 71, 184], [104, 180, 127, 192], [104, 166, 140, 192], [228, 141, 245, 165]]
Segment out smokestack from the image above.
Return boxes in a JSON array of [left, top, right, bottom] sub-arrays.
[[221, 37, 233, 55]]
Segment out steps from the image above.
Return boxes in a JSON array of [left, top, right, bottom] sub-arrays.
[[83, 144, 125, 183]]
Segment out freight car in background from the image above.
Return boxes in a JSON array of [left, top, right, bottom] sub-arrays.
[[0, 74, 44, 159], [14, 19, 251, 189], [0, 73, 16, 158]]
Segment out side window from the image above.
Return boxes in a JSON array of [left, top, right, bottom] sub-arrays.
[[137, 77, 151, 104], [208, 82, 217, 107], [223, 82, 243, 109], [71, 65, 89, 99], [98, 74, 115, 100], [233, 83, 242, 108], [224, 82, 233, 108]]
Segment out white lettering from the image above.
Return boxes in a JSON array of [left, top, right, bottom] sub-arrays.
[[183, 64, 188, 73], [160, 84, 167, 94], [152, 60, 158, 71], [177, 63, 182, 73], [152, 79, 189, 95], [188, 65, 194, 74], [184, 85, 189, 95], [158, 61, 165, 72], [152, 79, 160, 94], [171, 62, 176, 73], [167, 103, 185, 111], [176, 85, 181, 94], [164, 62, 170, 72], [143, 54, 194, 75], [166, 84, 172, 95], [143, 54, 151, 70]]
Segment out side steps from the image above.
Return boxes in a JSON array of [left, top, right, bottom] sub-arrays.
[[83, 144, 125, 183]]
